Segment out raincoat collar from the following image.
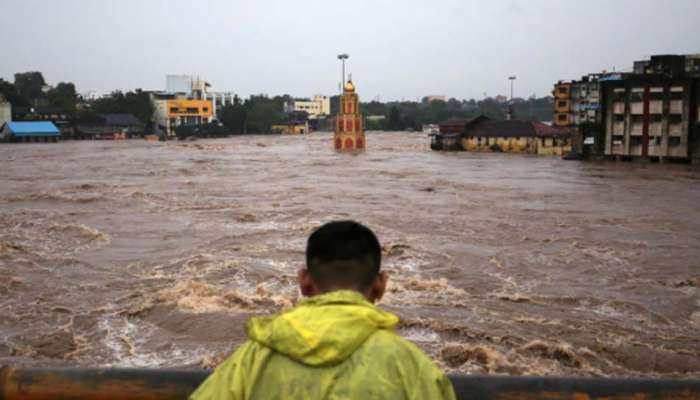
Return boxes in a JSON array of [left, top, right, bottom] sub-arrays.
[[246, 290, 399, 366]]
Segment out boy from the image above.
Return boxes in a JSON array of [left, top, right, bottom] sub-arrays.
[[190, 220, 455, 399]]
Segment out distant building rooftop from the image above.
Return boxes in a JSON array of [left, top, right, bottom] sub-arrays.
[[3, 121, 60, 136]]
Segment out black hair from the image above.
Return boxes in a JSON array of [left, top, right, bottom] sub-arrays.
[[306, 220, 382, 292]]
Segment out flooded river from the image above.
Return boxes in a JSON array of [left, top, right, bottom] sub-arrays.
[[1, 132, 699, 377]]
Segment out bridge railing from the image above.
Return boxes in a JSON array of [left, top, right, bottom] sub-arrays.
[[1, 366, 700, 399]]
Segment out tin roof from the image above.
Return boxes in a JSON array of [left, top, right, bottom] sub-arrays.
[[464, 119, 573, 138], [5, 121, 60, 136]]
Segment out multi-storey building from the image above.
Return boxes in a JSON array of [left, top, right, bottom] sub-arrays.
[[553, 81, 573, 126], [284, 95, 330, 119], [165, 75, 236, 119], [151, 91, 213, 135], [602, 74, 699, 161], [599, 54, 700, 162], [571, 74, 602, 125]]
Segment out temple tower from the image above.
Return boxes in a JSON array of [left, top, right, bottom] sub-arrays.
[[334, 79, 365, 151]]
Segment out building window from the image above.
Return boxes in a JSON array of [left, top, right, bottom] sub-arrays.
[[170, 107, 178, 113], [557, 86, 568, 95], [203, 108, 209, 112], [612, 90, 626, 101], [186, 107, 198, 113], [612, 135, 624, 145], [630, 136, 643, 146], [557, 114, 567, 122], [669, 137, 681, 146], [557, 101, 567, 107], [669, 115, 682, 124], [651, 115, 663, 123], [614, 115, 625, 123], [631, 115, 644, 124], [670, 87, 684, 99], [630, 90, 644, 102]]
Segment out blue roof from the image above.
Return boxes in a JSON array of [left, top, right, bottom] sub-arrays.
[[5, 121, 61, 136]]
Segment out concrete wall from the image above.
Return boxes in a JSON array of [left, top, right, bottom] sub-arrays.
[[461, 137, 536, 154], [537, 137, 573, 156]]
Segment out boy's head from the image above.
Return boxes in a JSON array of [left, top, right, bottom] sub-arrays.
[[299, 220, 387, 302]]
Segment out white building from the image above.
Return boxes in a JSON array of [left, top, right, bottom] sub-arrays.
[[165, 74, 236, 118], [284, 95, 330, 118], [0, 95, 11, 128]]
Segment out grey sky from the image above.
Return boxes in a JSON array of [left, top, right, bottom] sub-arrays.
[[1, 0, 698, 101]]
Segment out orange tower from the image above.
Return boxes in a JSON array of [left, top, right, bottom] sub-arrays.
[[334, 79, 365, 151]]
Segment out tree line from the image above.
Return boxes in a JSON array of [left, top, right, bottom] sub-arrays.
[[358, 96, 555, 131], [1, 70, 555, 135]]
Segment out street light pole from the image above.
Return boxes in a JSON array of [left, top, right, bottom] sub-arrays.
[[337, 53, 349, 94], [508, 76, 517, 101]]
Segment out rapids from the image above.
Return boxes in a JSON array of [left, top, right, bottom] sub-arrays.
[[0, 132, 698, 377]]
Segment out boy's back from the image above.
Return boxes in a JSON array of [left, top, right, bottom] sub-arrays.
[[190, 290, 455, 399], [189, 221, 455, 399]]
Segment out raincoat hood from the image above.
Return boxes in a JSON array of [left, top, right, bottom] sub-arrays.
[[246, 290, 399, 366]]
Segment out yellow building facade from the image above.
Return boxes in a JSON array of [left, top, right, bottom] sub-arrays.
[[271, 121, 309, 135], [461, 137, 535, 153], [453, 118, 573, 156], [154, 99, 213, 135], [334, 80, 365, 151]]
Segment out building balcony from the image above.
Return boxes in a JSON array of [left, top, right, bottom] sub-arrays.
[[630, 123, 644, 136], [613, 102, 625, 114], [669, 123, 683, 136], [649, 101, 663, 114], [670, 100, 683, 114], [612, 122, 625, 135], [630, 102, 644, 115]]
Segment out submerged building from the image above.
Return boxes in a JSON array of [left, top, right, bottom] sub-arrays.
[[0, 121, 61, 142], [432, 116, 573, 156], [554, 53, 700, 162], [334, 79, 365, 151], [602, 74, 699, 161]]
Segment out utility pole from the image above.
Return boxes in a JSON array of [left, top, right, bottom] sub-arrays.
[[508, 76, 517, 101], [508, 76, 517, 120], [337, 53, 349, 94]]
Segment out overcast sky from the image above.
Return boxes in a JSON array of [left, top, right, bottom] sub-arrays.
[[1, 0, 698, 101]]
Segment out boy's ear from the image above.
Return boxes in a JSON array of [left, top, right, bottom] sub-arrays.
[[298, 268, 318, 297], [369, 271, 388, 303]]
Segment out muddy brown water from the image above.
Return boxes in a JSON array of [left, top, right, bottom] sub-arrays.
[[0, 132, 699, 377]]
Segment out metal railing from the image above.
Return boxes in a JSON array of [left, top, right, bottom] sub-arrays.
[[1, 366, 699, 399]]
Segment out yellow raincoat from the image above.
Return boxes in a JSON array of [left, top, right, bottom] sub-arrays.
[[190, 290, 456, 400]]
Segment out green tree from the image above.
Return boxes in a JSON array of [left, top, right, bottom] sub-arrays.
[[92, 90, 154, 123], [219, 103, 247, 134], [386, 106, 403, 131], [14, 71, 46, 104], [47, 82, 78, 112], [0, 78, 29, 106]]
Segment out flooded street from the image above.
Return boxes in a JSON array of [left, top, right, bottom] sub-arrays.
[[0, 131, 699, 378]]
